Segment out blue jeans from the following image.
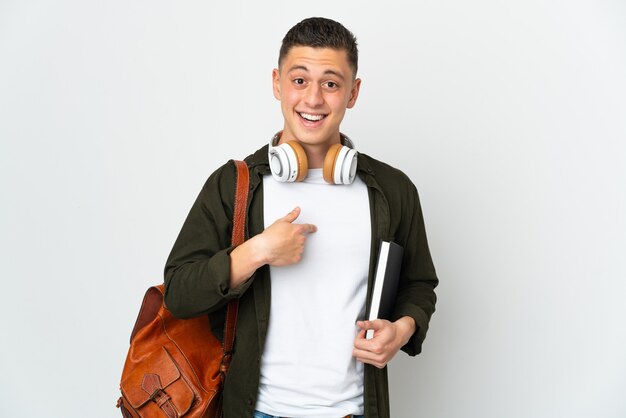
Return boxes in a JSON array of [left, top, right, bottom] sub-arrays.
[[254, 411, 364, 418]]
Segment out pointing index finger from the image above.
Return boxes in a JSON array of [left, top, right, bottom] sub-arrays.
[[300, 223, 317, 234]]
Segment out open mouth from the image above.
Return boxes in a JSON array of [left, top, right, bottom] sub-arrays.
[[299, 112, 327, 122]]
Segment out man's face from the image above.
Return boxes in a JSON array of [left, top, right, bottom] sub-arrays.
[[273, 46, 361, 149]]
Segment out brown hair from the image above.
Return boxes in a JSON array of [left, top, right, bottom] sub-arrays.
[[278, 17, 359, 77]]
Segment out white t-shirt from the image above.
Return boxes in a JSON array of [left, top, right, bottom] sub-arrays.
[[257, 168, 371, 417]]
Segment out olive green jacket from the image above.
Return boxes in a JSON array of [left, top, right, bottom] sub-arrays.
[[164, 145, 438, 418]]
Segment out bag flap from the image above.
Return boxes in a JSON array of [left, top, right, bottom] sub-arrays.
[[120, 346, 193, 410]]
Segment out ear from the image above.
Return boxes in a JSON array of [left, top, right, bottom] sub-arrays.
[[347, 78, 361, 109], [272, 68, 281, 100]]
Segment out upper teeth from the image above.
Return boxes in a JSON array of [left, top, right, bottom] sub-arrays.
[[300, 112, 324, 121]]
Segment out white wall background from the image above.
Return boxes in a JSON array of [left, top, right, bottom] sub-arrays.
[[1, 1, 625, 417]]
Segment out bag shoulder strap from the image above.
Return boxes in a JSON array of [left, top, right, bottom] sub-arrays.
[[221, 159, 249, 375], [231, 160, 249, 247]]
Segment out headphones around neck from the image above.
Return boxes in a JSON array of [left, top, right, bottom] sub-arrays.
[[268, 132, 358, 184]]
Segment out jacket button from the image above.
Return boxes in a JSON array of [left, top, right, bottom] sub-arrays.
[[247, 398, 253, 406]]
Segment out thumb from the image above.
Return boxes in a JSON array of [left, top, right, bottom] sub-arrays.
[[279, 206, 301, 223], [355, 328, 367, 341]]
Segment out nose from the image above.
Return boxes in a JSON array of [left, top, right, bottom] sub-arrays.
[[304, 84, 324, 107]]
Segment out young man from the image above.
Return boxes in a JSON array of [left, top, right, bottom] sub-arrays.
[[164, 17, 438, 418]]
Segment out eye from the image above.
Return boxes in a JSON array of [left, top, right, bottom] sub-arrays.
[[293, 78, 305, 85], [324, 81, 339, 89]]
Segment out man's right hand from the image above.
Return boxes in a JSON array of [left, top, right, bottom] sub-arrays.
[[258, 207, 317, 266], [229, 207, 317, 288]]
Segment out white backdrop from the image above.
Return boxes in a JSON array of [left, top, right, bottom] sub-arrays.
[[1, 1, 625, 417]]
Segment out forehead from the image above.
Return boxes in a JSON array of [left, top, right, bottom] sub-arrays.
[[280, 46, 353, 78]]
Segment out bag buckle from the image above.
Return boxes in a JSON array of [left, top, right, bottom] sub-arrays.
[[149, 388, 171, 407]]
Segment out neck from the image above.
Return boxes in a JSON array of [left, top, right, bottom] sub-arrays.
[[301, 142, 334, 169]]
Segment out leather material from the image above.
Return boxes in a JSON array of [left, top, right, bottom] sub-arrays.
[[141, 373, 180, 418], [117, 160, 249, 417]]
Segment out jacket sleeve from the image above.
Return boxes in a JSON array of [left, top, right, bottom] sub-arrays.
[[163, 162, 254, 319], [391, 180, 438, 356]]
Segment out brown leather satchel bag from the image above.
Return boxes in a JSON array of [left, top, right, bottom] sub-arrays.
[[117, 160, 249, 418]]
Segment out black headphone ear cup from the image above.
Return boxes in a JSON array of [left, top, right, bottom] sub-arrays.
[[323, 144, 343, 184], [286, 141, 309, 182]]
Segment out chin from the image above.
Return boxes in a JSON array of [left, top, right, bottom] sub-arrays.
[[299, 128, 337, 144], [298, 135, 329, 146]]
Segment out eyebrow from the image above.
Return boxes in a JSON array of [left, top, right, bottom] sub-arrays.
[[287, 65, 346, 81]]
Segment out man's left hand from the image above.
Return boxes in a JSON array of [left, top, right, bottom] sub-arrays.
[[352, 316, 416, 369]]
